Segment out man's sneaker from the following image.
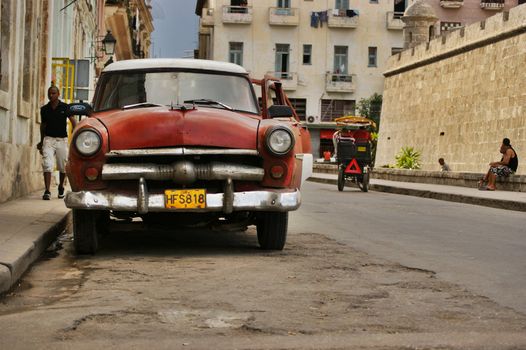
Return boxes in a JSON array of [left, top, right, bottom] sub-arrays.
[[58, 187, 65, 199], [42, 191, 51, 200]]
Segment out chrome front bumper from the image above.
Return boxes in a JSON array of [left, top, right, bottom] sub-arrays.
[[65, 188, 301, 213]]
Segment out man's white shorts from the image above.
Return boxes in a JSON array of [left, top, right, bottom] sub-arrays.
[[42, 136, 68, 173]]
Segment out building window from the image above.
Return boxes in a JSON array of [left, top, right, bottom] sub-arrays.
[[370, 0, 378, 3], [335, 0, 349, 10], [1, 0, 11, 92], [22, 0, 33, 102], [368, 47, 377, 67], [391, 47, 403, 56], [289, 98, 307, 121], [230, 0, 248, 13], [440, 21, 462, 33], [394, 0, 406, 12], [303, 44, 312, 65], [229, 42, 243, 66], [275, 43, 290, 78], [277, 0, 291, 7], [321, 99, 355, 121], [333, 46, 348, 74]]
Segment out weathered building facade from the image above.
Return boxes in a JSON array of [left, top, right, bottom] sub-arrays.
[[105, 0, 154, 62], [1, 0, 50, 203], [376, 3, 525, 174], [196, 0, 408, 156], [414, 0, 522, 34], [0, 0, 154, 204]]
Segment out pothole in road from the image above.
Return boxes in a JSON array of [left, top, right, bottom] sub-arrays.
[[158, 308, 253, 329]]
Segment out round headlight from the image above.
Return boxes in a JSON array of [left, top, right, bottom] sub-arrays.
[[266, 127, 294, 156], [75, 130, 101, 156]]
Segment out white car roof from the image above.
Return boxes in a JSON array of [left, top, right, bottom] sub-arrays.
[[103, 58, 248, 75]]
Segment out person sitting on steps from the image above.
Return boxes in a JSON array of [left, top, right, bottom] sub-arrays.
[[479, 138, 518, 191]]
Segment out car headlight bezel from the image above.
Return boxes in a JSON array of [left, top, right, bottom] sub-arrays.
[[74, 129, 102, 157], [265, 126, 295, 156]]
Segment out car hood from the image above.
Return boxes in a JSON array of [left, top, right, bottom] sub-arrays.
[[95, 107, 261, 150]]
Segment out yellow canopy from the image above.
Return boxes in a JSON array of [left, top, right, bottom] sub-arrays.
[[335, 115, 376, 129]]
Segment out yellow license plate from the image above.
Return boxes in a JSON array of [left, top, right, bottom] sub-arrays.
[[357, 146, 367, 152], [165, 189, 207, 209]]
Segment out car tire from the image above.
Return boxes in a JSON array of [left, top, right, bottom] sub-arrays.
[[337, 166, 345, 192], [73, 209, 100, 254], [257, 212, 288, 250]]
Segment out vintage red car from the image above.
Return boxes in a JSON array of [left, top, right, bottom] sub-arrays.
[[65, 59, 312, 254]]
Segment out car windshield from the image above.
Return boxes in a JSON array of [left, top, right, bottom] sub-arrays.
[[94, 71, 259, 114]]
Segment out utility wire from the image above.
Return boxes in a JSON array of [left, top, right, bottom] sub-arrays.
[[60, 0, 79, 12]]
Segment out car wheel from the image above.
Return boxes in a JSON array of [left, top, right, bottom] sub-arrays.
[[257, 212, 288, 250], [73, 209, 101, 254], [337, 166, 345, 192], [358, 172, 370, 192]]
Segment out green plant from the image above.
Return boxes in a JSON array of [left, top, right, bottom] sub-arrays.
[[357, 94, 382, 168], [395, 147, 421, 170], [356, 93, 382, 130]]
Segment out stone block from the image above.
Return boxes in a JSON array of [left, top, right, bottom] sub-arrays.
[[0, 264, 11, 293]]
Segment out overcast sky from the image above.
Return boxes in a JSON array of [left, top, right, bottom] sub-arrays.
[[150, 0, 199, 58]]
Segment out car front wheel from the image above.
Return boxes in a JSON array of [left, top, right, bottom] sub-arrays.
[[73, 209, 102, 254], [257, 212, 288, 250]]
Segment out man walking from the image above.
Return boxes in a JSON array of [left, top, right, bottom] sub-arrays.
[[36, 86, 77, 200]]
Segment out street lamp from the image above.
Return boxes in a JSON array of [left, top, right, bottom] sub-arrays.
[[102, 30, 117, 55]]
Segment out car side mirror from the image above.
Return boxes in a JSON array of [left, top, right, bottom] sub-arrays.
[[68, 102, 93, 117], [268, 105, 294, 118]]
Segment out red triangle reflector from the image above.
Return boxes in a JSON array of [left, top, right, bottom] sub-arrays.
[[344, 158, 361, 174]]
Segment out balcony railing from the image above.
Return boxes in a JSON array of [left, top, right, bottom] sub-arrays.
[[386, 11, 404, 30], [267, 72, 298, 91], [105, 0, 129, 5], [480, 0, 504, 10], [269, 7, 299, 26], [201, 8, 215, 26], [222, 6, 253, 24], [325, 73, 356, 93], [440, 0, 464, 8], [327, 9, 359, 29]]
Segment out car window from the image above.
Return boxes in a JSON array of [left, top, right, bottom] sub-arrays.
[[95, 71, 258, 114]]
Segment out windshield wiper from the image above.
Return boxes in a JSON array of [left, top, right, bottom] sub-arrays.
[[122, 102, 165, 110], [184, 99, 233, 111]]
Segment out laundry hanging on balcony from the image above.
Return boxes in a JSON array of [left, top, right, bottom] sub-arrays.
[[346, 9, 359, 17], [310, 11, 328, 28]]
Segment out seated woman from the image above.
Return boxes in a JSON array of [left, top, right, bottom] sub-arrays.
[[479, 138, 518, 191]]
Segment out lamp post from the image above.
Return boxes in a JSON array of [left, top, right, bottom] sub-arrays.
[[102, 30, 117, 56]]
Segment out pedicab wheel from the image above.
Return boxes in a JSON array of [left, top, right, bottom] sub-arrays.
[[358, 172, 370, 192], [337, 166, 345, 192], [73, 209, 101, 254], [257, 212, 288, 250]]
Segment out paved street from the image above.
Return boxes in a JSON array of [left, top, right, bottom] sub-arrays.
[[0, 182, 525, 349], [293, 181, 526, 313]]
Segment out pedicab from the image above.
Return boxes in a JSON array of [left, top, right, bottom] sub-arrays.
[[333, 116, 375, 192]]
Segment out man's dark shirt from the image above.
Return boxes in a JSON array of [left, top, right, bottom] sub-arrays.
[[41, 101, 70, 138]]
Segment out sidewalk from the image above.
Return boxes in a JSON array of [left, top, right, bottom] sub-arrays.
[[0, 191, 70, 294], [308, 172, 526, 212]]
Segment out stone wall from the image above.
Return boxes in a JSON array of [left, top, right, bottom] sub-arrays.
[[376, 5, 526, 174], [0, 0, 48, 203]]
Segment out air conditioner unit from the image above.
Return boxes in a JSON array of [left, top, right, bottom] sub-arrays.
[[306, 115, 321, 124]]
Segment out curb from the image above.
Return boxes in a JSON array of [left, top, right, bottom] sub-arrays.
[[307, 177, 526, 212], [0, 211, 71, 295]]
